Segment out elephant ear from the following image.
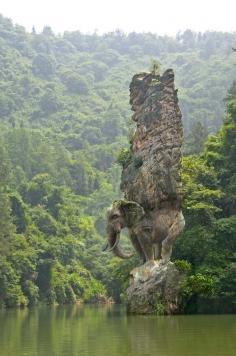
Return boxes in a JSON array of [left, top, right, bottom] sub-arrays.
[[113, 200, 145, 227]]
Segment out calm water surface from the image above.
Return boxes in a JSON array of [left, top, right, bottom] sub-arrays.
[[0, 305, 236, 356]]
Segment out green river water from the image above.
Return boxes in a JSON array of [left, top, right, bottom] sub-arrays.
[[0, 305, 236, 356]]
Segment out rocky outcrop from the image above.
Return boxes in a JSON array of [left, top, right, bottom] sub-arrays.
[[126, 261, 186, 314], [121, 69, 183, 210], [120, 69, 185, 314], [104, 69, 185, 314]]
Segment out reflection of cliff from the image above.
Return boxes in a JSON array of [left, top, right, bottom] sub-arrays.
[[121, 69, 183, 210]]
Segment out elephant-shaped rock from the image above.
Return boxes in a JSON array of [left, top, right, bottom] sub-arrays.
[[104, 69, 185, 314], [105, 199, 185, 264]]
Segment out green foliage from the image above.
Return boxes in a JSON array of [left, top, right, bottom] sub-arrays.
[[116, 148, 131, 167], [60, 70, 89, 94], [172, 79, 236, 312], [32, 54, 56, 78], [184, 121, 208, 155], [174, 259, 192, 272], [181, 155, 222, 227], [0, 127, 111, 307], [0, 141, 15, 256], [183, 273, 216, 297], [0, 252, 30, 307], [154, 300, 165, 315], [108, 256, 139, 302]]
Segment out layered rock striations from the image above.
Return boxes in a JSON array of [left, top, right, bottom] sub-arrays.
[[121, 69, 183, 210]]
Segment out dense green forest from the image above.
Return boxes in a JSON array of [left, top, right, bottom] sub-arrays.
[[0, 14, 236, 311]]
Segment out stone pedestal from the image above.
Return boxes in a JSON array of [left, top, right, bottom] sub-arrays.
[[126, 261, 186, 314]]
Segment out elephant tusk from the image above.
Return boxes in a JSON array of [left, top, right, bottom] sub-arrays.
[[105, 229, 133, 259], [107, 237, 120, 252]]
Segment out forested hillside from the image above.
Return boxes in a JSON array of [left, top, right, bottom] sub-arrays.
[[0, 14, 236, 309]]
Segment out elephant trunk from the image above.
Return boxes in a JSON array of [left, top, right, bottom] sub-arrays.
[[106, 227, 133, 259]]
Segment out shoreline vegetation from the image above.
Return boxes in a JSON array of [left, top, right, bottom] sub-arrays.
[[0, 14, 236, 313]]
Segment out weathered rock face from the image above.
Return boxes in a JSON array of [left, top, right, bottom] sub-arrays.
[[121, 69, 183, 210], [126, 262, 185, 314]]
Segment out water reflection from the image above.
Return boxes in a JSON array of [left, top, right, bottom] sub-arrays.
[[0, 305, 236, 356]]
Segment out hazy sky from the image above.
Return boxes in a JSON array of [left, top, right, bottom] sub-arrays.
[[1, 0, 236, 35]]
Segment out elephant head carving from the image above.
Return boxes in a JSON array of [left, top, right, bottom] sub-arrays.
[[103, 200, 144, 259]]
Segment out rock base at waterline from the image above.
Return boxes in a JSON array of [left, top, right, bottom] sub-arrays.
[[126, 261, 186, 315]]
